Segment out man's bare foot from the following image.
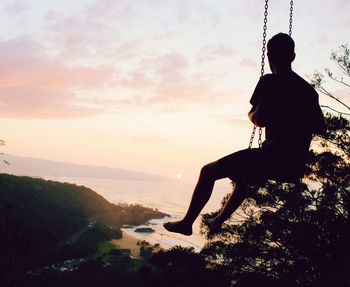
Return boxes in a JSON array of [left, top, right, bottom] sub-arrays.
[[163, 221, 192, 236]]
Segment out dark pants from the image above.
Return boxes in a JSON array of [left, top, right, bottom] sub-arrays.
[[215, 148, 267, 182], [211, 147, 304, 183]]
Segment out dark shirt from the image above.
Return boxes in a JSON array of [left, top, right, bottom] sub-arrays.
[[250, 71, 326, 179]]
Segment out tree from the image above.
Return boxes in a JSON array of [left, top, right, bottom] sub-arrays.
[[311, 44, 350, 115], [200, 45, 350, 287], [137, 240, 154, 260], [151, 246, 225, 287]]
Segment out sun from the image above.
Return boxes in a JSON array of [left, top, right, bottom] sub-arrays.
[[176, 174, 182, 180]]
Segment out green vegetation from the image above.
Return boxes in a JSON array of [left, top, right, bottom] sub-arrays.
[[137, 240, 160, 260], [0, 173, 166, 286], [97, 241, 117, 256], [54, 222, 120, 261]]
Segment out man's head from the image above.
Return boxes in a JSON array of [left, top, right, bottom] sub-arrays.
[[267, 33, 295, 72]]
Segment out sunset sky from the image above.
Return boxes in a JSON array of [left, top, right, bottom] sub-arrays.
[[0, 0, 349, 181]]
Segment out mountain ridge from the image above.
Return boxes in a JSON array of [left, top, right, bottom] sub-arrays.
[[1, 154, 168, 181]]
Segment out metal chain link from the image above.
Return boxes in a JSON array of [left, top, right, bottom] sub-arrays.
[[289, 0, 293, 36], [248, 125, 257, 149], [258, 126, 263, 147], [260, 0, 268, 79], [249, 0, 268, 149]]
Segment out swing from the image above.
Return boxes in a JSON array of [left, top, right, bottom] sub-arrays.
[[249, 0, 301, 184]]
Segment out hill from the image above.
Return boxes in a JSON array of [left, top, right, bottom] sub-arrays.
[[0, 173, 167, 272]]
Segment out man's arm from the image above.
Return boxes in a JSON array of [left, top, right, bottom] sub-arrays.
[[249, 75, 273, 127], [311, 105, 327, 135], [309, 90, 327, 135], [248, 104, 268, 127]]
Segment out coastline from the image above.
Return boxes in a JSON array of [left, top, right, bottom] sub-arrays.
[[41, 175, 230, 250], [120, 217, 206, 252]]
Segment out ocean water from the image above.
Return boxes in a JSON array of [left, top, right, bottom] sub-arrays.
[[44, 176, 233, 251]]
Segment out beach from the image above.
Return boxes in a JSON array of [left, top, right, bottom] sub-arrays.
[[110, 232, 142, 258]]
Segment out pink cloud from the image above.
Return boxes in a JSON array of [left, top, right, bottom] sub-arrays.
[[152, 31, 176, 41], [143, 52, 218, 103], [239, 0, 263, 22], [35, 3, 228, 112], [333, 0, 350, 12], [0, 38, 114, 90], [0, 30, 230, 119], [120, 70, 153, 90], [154, 52, 188, 82], [118, 52, 225, 108], [197, 44, 236, 63], [85, 0, 137, 23], [0, 86, 101, 118], [0, 36, 115, 119], [5, 0, 29, 15], [209, 114, 251, 129], [175, 1, 191, 23], [0, 32, 237, 120], [132, 52, 190, 95], [42, 7, 141, 62], [239, 58, 258, 69], [43, 12, 107, 59]]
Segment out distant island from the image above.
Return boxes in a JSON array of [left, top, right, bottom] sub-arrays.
[[135, 227, 155, 233]]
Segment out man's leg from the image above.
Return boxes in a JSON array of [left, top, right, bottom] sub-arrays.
[[206, 178, 249, 232], [164, 162, 226, 236], [164, 148, 262, 236]]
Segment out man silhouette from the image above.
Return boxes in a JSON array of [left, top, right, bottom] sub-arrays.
[[164, 33, 327, 236]]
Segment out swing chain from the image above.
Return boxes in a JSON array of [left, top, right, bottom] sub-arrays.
[[249, 0, 294, 149], [261, 0, 269, 78], [248, 125, 257, 149], [289, 0, 294, 36], [252, 0, 269, 149], [258, 126, 263, 147]]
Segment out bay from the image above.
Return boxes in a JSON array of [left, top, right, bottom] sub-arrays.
[[44, 176, 233, 251]]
